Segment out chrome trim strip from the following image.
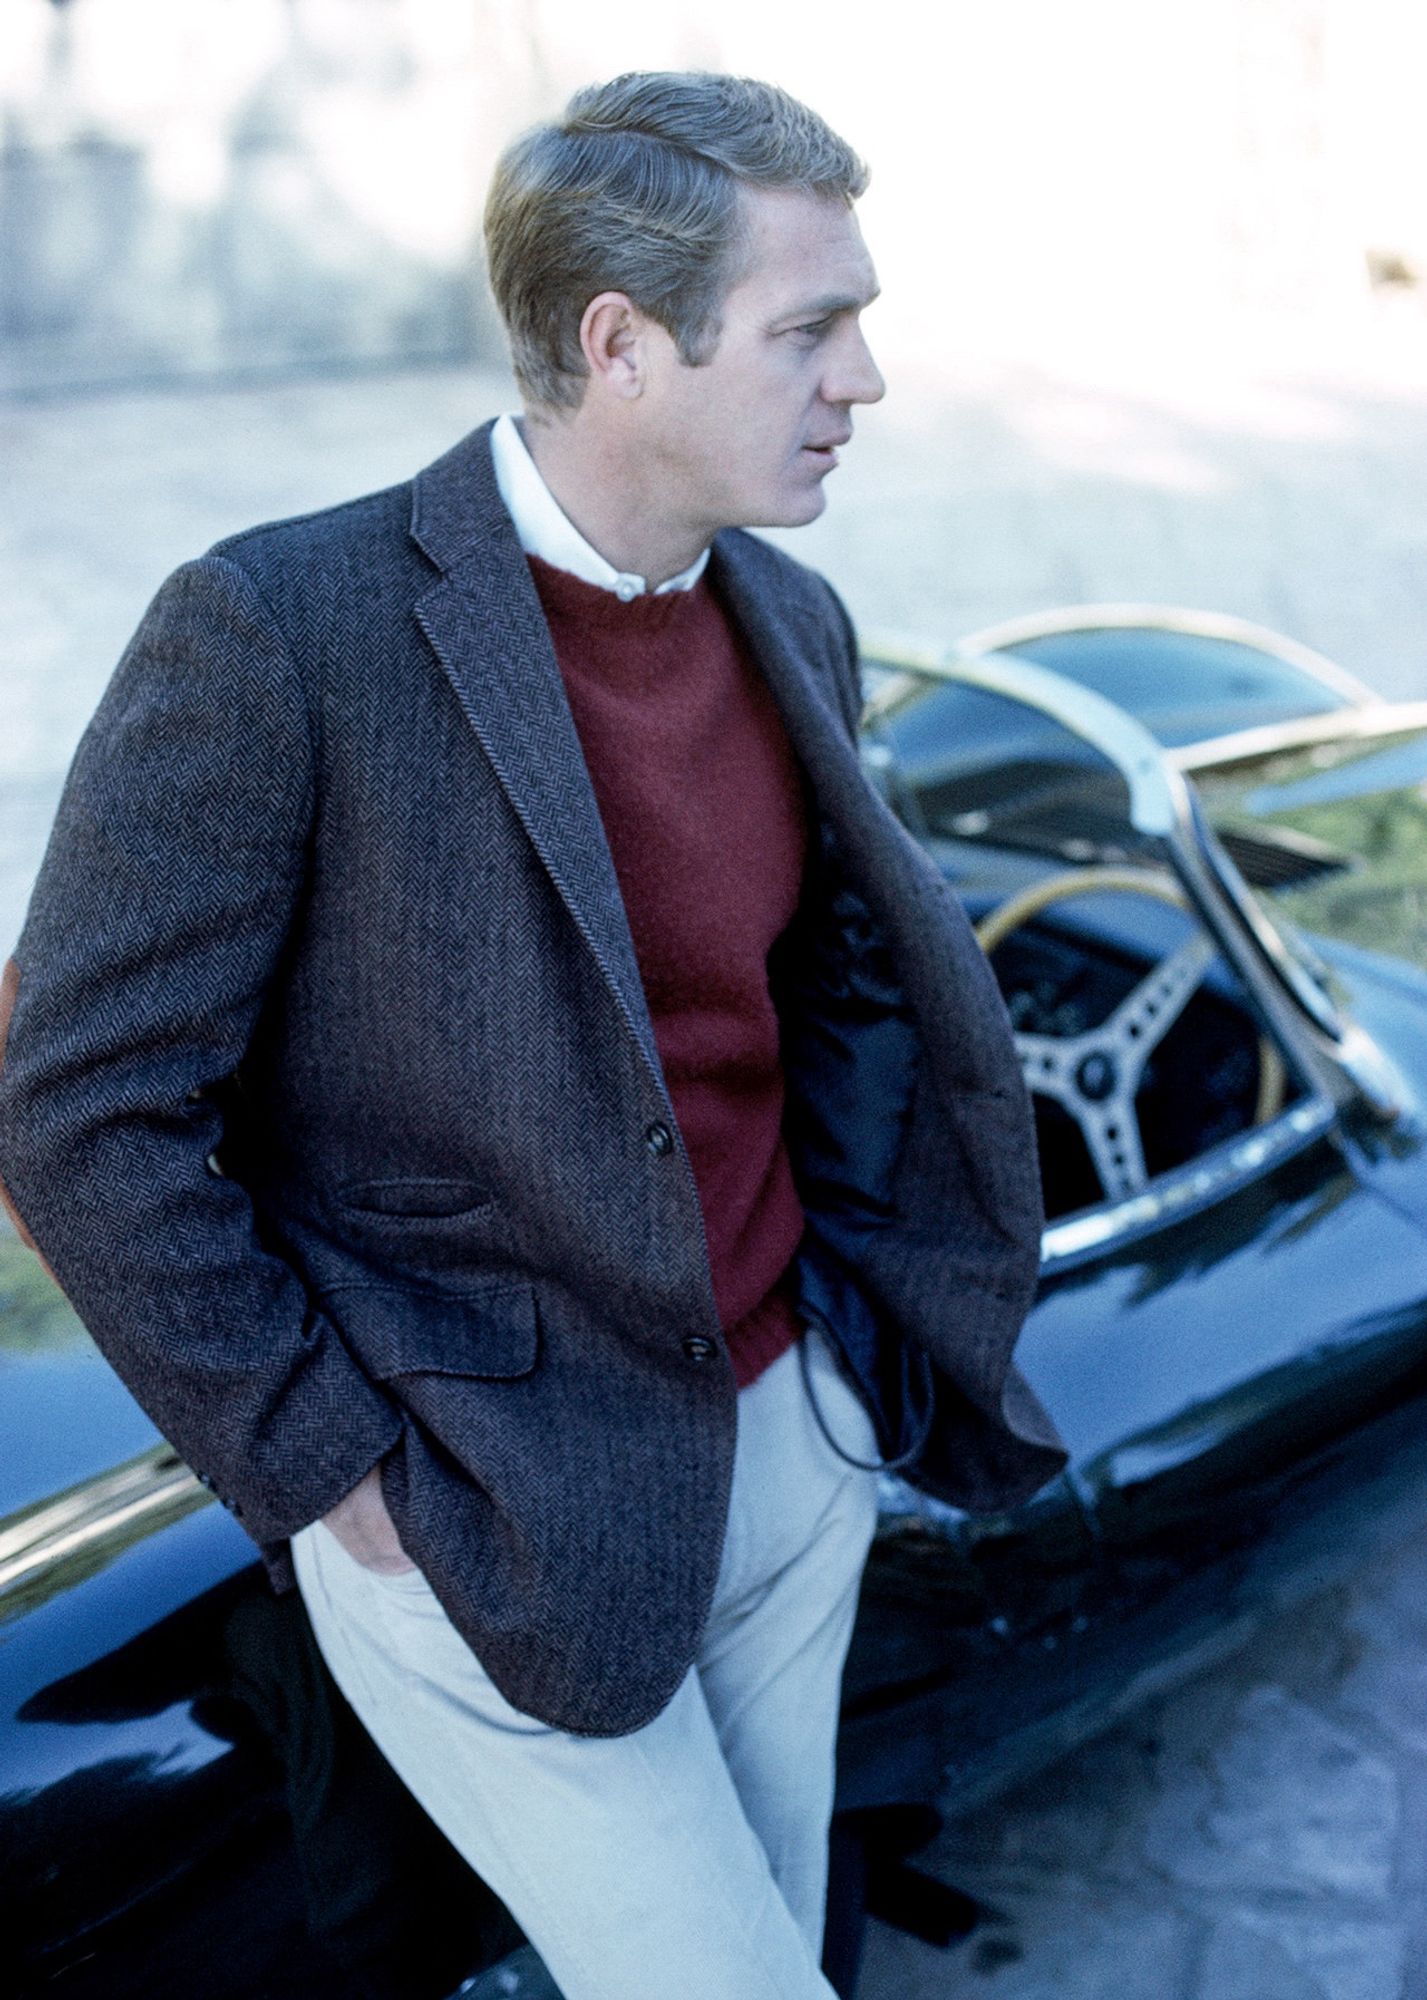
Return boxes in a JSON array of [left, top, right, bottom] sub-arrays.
[[0, 1445, 209, 1602], [1041, 1098, 1336, 1266], [1173, 701, 1427, 773]]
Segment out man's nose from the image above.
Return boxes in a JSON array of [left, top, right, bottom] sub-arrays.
[[826, 324, 885, 408]]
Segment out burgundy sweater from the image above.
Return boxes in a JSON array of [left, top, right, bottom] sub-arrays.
[[529, 556, 807, 1388]]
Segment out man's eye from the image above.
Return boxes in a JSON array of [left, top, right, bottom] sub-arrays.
[[791, 319, 832, 342]]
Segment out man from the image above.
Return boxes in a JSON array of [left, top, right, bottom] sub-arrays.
[[0, 72, 1063, 2000]]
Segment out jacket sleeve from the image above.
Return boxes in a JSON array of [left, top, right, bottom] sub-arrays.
[[0, 555, 402, 1542]]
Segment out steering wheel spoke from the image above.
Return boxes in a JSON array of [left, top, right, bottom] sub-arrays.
[[1078, 1092, 1149, 1202], [1014, 1031, 1079, 1102], [1103, 931, 1217, 1093]]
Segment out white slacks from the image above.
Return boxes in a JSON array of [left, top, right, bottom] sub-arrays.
[[292, 1326, 880, 2000]]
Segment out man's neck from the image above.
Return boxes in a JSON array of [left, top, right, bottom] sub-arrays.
[[518, 412, 710, 590]]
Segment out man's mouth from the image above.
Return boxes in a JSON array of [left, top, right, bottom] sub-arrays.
[[804, 434, 851, 463]]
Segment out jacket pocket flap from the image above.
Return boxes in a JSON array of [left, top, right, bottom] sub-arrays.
[[324, 1280, 538, 1380]]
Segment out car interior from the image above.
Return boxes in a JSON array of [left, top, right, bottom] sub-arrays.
[[866, 676, 1306, 1224]]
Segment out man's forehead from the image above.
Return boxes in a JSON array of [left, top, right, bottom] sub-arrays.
[[775, 279, 882, 320], [731, 188, 879, 313]]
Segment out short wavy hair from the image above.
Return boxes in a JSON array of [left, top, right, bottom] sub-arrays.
[[484, 72, 869, 411]]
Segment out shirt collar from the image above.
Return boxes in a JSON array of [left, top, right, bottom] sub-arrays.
[[490, 412, 709, 600]]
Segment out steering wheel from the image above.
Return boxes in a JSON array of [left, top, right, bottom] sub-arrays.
[[974, 867, 1286, 1202]]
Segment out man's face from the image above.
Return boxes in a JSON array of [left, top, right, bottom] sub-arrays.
[[632, 186, 884, 543]]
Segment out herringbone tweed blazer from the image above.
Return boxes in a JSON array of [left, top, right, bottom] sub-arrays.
[[0, 422, 1064, 1735]]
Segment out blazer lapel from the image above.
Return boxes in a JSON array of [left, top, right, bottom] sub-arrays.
[[711, 532, 958, 984], [710, 532, 891, 865], [411, 426, 666, 1094]]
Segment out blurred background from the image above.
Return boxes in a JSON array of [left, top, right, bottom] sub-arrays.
[[5, 10, 1427, 1994], [6, 0, 1427, 390], [5, 1, 1426, 883]]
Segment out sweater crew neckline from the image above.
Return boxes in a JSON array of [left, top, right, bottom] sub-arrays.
[[527, 554, 712, 637]]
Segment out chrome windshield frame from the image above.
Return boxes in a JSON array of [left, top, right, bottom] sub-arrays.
[[1174, 699, 1427, 776], [945, 602, 1380, 708]]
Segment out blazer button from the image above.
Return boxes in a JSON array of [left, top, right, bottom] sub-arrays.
[[682, 1335, 717, 1363], [645, 1122, 673, 1157]]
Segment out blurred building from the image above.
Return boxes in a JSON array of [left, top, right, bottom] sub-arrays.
[[2, 0, 1424, 396]]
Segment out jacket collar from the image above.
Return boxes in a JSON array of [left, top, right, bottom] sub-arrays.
[[410, 417, 512, 572]]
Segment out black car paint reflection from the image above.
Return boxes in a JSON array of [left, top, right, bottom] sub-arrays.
[[7, 620, 1427, 1999]]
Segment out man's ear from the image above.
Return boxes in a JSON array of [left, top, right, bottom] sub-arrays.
[[0, 956, 47, 1262], [578, 291, 646, 401]]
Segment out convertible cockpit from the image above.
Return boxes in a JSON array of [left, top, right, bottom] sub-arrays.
[[861, 657, 1313, 1237]]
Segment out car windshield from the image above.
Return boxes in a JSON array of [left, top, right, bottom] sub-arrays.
[[1191, 724, 1427, 987], [976, 628, 1354, 748]]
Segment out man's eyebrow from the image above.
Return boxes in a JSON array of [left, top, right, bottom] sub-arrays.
[[771, 286, 881, 324]]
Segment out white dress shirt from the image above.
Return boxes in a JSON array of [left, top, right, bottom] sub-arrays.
[[489, 412, 709, 600]]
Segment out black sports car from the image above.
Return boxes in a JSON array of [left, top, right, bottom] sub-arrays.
[[6, 611, 1427, 2000]]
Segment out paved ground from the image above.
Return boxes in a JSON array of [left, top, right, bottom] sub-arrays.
[[5, 324, 1427, 1998], [859, 1542, 1427, 1999]]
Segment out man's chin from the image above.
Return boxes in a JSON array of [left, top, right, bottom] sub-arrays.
[[742, 487, 829, 532]]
